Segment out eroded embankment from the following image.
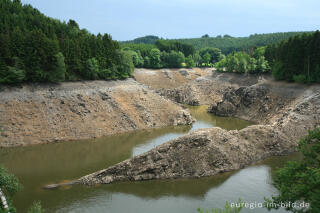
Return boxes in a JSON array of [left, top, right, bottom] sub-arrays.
[[136, 69, 272, 106], [0, 79, 194, 147], [75, 71, 320, 185]]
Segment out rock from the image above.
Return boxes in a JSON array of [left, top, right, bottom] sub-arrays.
[[43, 184, 60, 190], [75, 124, 296, 186], [0, 79, 195, 147]]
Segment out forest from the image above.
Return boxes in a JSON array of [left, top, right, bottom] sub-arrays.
[[0, 0, 134, 84], [265, 31, 320, 83], [122, 32, 308, 54], [0, 0, 319, 84]]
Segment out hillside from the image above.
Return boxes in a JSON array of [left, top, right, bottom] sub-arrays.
[[122, 32, 310, 54], [0, 0, 133, 84]]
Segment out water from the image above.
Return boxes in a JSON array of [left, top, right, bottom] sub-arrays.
[[0, 106, 298, 213]]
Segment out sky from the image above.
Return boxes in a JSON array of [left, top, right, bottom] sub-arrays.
[[21, 0, 320, 41]]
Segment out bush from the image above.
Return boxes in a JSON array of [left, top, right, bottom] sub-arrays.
[[197, 199, 243, 213], [185, 55, 196, 68], [82, 58, 99, 80], [47, 52, 66, 83], [161, 51, 185, 68], [265, 128, 320, 213], [116, 51, 134, 78], [272, 61, 285, 80], [27, 201, 43, 213], [293, 74, 308, 83], [0, 57, 26, 84]]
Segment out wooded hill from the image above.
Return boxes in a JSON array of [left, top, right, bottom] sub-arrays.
[[0, 0, 134, 84], [123, 32, 309, 54]]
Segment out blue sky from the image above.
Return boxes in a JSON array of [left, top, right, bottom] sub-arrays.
[[21, 0, 320, 41]]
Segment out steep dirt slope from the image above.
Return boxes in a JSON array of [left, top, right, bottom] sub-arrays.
[[0, 79, 194, 147]]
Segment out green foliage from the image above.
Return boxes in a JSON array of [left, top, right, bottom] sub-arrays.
[[115, 51, 134, 78], [175, 32, 311, 54], [128, 50, 144, 68], [293, 74, 308, 84], [0, 0, 132, 84], [215, 51, 268, 73], [48, 52, 66, 83], [161, 51, 185, 68], [155, 40, 195, 56], [0, 57, 25, 84], [0, 166, 44, 213], [185, 55, 196, 68], [197, 199, 243, 213], [0, 167, 22, 197], [253, 46, 266, 58], [193, 52, 202, 67], [120, 43, 155, 58], [199, 48, 224, 64], [265, 128, 320, 213], [122, 35, 160, 44], [83, 58, 99, 80], [268, 31, 320, 83], [0, 166, 22, 213], [202, 52, 211, 65], [149, 48, 162, 68], [27, 201, 43, 213]]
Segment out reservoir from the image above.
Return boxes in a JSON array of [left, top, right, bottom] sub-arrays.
[[0, 106, 297, 213]]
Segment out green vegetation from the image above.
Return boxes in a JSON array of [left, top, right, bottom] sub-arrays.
[[124, 32, 309, 55], [27, 202, 44, 213], [199, 48, 225, 66], [0, 1, 317, 84], [0, 0, 134, 84], [121, 32, 312, 70], [176, 32, 310, 54], [265, 31, 320, 83], [121, 40, 226, 69], [215, 47, 269, 74], [265, 128, 320, 213], [0, 166, 22, 213], [155, 40, 195, 57], [197, 199, 243, 213], [122, 35, 160, 44], [0, 166, 43, 213], [197, 128, 320, 213]]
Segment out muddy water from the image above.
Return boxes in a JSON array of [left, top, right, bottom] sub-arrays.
[[0, 106, 297, 213]]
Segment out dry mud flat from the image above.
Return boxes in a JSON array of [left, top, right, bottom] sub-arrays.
[[76, 70, 320, 185], [0, 79, 193, 147]]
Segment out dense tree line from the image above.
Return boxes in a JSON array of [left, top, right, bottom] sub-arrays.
[[265, 31, 320, 83], [175, 32, 310, 54], [123, 32, 310, 55], [215, 47, 270, 74], [155, 40, 195, 57], [0, 0, 134, 84], [122, 42, 226, 69], [122, 35, 160, 44]]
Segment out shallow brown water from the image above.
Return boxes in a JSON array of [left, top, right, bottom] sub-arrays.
[[0, 106, 298, 213]]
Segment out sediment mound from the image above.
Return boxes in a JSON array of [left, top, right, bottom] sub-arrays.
[[155, 71, 272, 105], [77, 125, 294, 185], [75, 72, 320, 186], [0, 79, 194, 147]]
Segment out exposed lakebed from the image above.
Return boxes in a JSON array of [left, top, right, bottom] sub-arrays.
[[0, 106, 297, 212]]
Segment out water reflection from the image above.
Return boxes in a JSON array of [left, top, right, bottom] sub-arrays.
[[0, 105, 295, 213]]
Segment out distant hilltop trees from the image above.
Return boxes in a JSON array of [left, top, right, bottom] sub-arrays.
[[123, 32, 309, 55]]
